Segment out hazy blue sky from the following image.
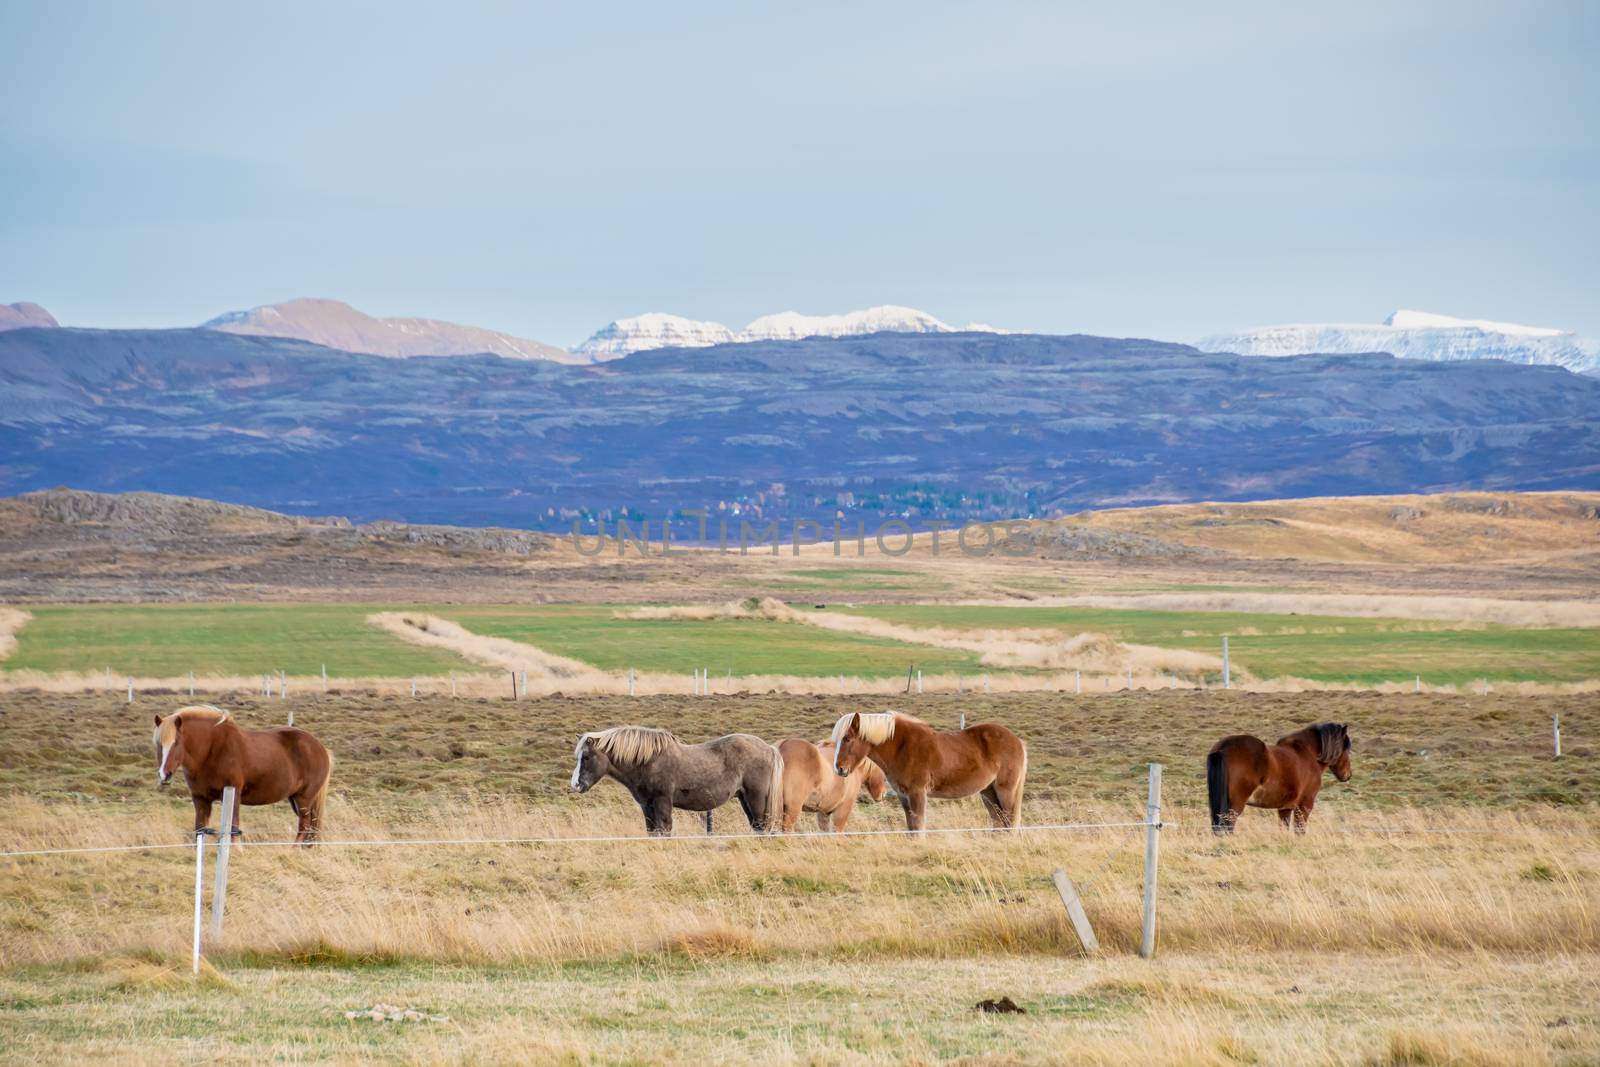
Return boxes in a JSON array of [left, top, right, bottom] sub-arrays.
[[2, 1, 1596, 346]]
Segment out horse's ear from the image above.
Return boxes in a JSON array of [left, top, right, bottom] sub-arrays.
[[152, 714, 162, 726], [849, 712, 861, 733]]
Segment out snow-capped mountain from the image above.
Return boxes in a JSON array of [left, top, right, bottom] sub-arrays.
[[740, 305, 956, 342], [571, 313, 738, 359], [1199, 310, 1600, 376], [203, 298, 576, 363], [574, 305, 1002, 357]]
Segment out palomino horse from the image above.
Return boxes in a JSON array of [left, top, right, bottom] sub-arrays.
[[1207, 722, 1352, 834], [777, 738, 887, 832], [571, 726, 783, 835], [830, 711, 1026, 831], [153, 705, 333, 845]]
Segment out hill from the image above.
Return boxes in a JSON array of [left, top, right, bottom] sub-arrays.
[[202, 297, 575, 362], [2, 326, 1597, 531]]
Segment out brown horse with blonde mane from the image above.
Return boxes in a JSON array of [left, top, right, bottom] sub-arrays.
[[1207, 722, 1351, 834], [777, 738, 887, 832], [830, 711, 1026, 831], [153, 705, 333, 845]]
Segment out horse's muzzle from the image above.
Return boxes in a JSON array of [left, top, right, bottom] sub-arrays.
[[834, 767, 850, 778], [157, 774, 172, 789]]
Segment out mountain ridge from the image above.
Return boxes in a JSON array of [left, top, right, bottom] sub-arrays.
[[1, 324, 1595, 529]]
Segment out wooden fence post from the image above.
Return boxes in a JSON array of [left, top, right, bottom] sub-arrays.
[[126, 678, 133, 703], [210, 786, 236, 938], [705, 810, 713, 834], [916, 670, 923, 694], [191, 830, 206, 975], [1140, 763, 1163, 959], [959, 712, 966, 730], [1051, 868, 1100, 953], [509, 671, 516, 700], [1415, 675, 1421, 693], [287, 707, 294, 727], [1553, 715, 1562, 758], [279, 669, 286, 699], [1222, 637, 1230, 689], [189, 671, 195, 698]]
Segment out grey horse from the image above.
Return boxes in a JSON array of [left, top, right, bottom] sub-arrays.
[[570, 725, 784, 835]]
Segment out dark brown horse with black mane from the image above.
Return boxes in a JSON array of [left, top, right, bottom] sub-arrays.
[[153, 705, 333, 844], [1207, 722, 1351, 833], [831, 711, 1026, 831]]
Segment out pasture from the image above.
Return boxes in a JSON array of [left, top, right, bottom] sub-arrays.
[[1, 689, 1596, 1064], [4, 600, 1597, 690], [828, 604, 1600, 685]]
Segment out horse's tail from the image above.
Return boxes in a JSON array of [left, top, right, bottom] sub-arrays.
[[1206, 748, 1229, 834], [764, 744, 785, 833], [305, 750, 333, 846]]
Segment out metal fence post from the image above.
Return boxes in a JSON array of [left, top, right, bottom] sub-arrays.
[[191, 830, 206, 975], [1139, 762, 1163, 959], [210, 787, 236, 938]]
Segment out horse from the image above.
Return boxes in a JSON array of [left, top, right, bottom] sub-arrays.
[[1207, 722, 1352, 834], [153, 705, 333, 845], [570, 725, 784, 836], [830, 711, 1026, 831], [776, 738, 888, 832]]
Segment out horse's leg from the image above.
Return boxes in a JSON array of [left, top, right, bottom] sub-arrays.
[[831, 794, 857, 832], [293, 795, 314, 843], [816, 810, 833, 833], [738, 789, 762, 832], [192, 794, 213, 836], [647, 795, 675, 837], [1294, 796, 1314, 834], [978, 783, 1005, 828], [904, 790, 928, 832], [1277, 808, 1294, 831]]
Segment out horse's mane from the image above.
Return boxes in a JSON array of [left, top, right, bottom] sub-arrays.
[[579, 725, 679, 767], [154, 704, 229, 746], [831, 711, 920, 748], [1313, 722, 1349, 765]]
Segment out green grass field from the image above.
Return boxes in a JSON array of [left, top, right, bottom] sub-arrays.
[[4, 601, 1595, 685], [3, 604, 475, 677], [824, 604, 1600, 685], [438, 604, 983, 677]]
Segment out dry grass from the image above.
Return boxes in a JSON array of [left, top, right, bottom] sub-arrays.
[[2, 689, 1596, 1063]]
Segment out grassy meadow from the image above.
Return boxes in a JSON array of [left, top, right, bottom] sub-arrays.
[[829, 604, 1600, 686], [0, 690, 1595, 1063], [4, 600, 1598, 689]]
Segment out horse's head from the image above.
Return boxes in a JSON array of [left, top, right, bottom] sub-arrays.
[[151, 713, 183, 788], [570, 734, 609, 793], [830, 713, 873, 779], [1318, 722, 1353, 782]]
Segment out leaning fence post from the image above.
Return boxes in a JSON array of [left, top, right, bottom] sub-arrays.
[[210, 787, 236, 938], [1140, 762, 1163, 960], [191, 829, 206, 975], [1553, 715, 1562, 758], [1051, 868, 1100, 953]]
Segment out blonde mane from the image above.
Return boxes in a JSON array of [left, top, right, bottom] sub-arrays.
[[154, 704, 229, 747], [578, 725, 679, 767], [831, 711, 900, 749]]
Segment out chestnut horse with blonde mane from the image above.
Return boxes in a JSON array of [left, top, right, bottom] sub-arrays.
[[1207, 722, 1351, 834], [153, 705, 333, 845], [777, 738, 887, 832], [831, 711, 1026, 831]]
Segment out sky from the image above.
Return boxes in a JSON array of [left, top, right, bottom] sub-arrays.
[[2, 1, 1597, 347]]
